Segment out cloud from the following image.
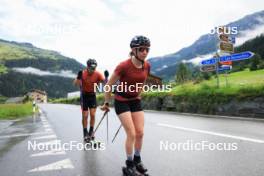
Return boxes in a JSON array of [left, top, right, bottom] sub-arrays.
[[12, 67, 76, 78], [0, 0, 263, 73], [236, 24, 264, 46]]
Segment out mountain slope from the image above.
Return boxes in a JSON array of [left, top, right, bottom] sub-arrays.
[[0, 39, 85, 98], [0, 39, 84, 73], [148, 10, 264, 80]]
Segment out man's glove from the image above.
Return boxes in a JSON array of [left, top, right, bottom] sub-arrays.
[[77, 71, 82, 79]]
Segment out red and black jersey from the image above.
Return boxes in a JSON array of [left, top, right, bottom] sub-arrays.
[[77, 69, 104, 93], [114, 58, 150, 101]]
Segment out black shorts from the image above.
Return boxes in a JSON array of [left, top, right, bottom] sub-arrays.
[[114, 99, 143, 115], [81, 93, 97, 111]]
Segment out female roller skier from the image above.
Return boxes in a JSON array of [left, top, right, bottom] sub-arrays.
[[101, 35, 151, 176]]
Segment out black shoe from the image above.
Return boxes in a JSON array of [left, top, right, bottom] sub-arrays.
[[122, 160, 142, 176], [87, 133, 95, 141], [83, 129, 88, 138], [87, 129, 95, 140], [134, 156, 148, 174]]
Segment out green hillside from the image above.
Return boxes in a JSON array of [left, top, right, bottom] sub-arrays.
[[0, 38, 85, 98], [139, 69, 264, 115], [172, 69, 263, 94], [0, 64, 7, 74], [0, 39, 66, 61], [0, 39, 85, 73]]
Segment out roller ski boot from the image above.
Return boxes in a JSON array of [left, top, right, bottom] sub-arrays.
[[83, 130, 90, 142], [85, 135, 101, 149], [122, 160, 142, 176], [83, 129, 94, 143], [134, 156, 149, 176]]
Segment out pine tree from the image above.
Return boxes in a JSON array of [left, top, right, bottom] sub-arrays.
[[250, 53, 261, 71], [175, 63, 190, 84]]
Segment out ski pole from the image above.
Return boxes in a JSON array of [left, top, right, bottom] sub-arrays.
[[93, 111, 108, 136], [112, 124, 122, 143], [106, 112, 109, 143]]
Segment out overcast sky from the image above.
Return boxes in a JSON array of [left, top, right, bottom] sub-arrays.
[[0, 0, 263, 72]]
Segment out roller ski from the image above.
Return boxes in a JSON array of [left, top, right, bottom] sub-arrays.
[[84, 133, 101, 148], [122, 160, 143, 176], [134, 156, 149, 176], [122, 160, 149, 176], [83, 130, 89, 142]]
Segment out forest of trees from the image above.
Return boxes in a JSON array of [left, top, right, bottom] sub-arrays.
[[0, 71, 78, 98]]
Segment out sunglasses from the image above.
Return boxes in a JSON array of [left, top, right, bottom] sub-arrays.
[[137, 47, 150, 53], [87, 66, 96, 72]]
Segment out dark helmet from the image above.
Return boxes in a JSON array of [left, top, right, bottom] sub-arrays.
[[86, 58, 97, 69], [130, 35, 151, 48]]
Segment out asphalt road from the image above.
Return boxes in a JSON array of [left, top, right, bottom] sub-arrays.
[[0, 103, 264, 176]]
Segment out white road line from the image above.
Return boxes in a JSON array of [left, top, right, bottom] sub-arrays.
[[157, 123, 264, 144], [28, 159, 74, 172], [0, 132, 53, 139], [31, 149, 66, 157], [28, 108, 75, 172], [32, 135, 57, 140]]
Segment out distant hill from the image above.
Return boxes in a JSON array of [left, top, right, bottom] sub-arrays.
[[0, 39, 85, 98], [0, 39, 84, 72]]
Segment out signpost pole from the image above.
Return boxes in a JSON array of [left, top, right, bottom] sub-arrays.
[[215, 54, 220, 88], [225, 70, 228, 87]]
